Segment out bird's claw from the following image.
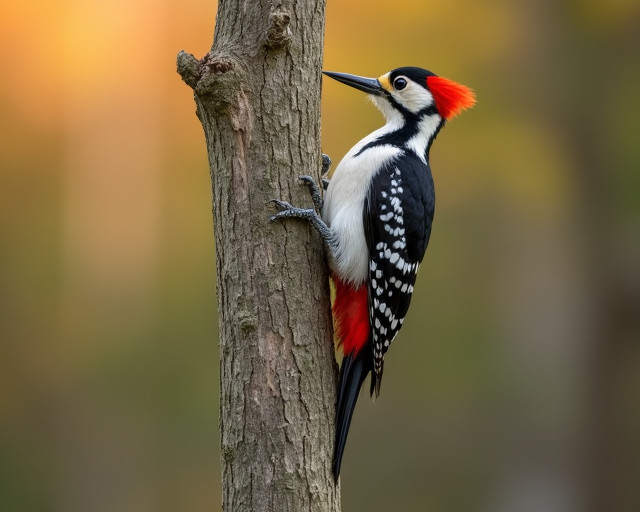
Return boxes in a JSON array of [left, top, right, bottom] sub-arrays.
[[322, 154, 332, 175], [298, 175, 316, 187], [270, 199, 294, 211], [298, 175, 324, 211], [269, 153, 331, 220], [269, 199, 295, 221]]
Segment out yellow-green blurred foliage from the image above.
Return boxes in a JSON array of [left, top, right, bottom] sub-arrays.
[[1, 1, 639, 511]]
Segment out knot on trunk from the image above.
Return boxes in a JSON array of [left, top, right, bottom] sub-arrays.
[[204, 54, 235, 74], [177, 51, 245, 114], [266, 9, 291, 49], [176, 50, 201, 89]]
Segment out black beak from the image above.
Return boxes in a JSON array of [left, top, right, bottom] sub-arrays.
[[323, 71, 383, 96]]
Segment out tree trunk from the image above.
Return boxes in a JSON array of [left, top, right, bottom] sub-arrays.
[[177, 1, 340, 511]]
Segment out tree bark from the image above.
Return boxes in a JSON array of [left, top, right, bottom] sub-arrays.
[[177, 1, 340, 511]]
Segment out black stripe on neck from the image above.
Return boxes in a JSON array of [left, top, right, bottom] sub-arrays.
[[355, 103, 442, 159]]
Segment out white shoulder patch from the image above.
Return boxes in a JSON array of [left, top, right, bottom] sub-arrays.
[[322, 138, 401, 285]]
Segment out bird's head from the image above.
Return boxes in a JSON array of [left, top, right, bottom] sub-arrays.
[[323, 67, 475, 123]]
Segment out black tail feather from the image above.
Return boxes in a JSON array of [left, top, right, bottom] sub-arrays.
[[332, 349, 371, 480]]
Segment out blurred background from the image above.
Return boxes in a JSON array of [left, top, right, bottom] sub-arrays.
[[1, 1, 639, 511]]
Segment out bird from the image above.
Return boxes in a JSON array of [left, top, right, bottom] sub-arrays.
[[270, 67, 475, 479]]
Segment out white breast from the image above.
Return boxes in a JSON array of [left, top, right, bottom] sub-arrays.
[[323, 128, 401, 285]]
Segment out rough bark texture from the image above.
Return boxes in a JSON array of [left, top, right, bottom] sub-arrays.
[[177, 1, 340, 511]]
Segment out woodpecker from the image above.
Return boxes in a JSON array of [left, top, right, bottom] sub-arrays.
[[270, 67, 475, 479]]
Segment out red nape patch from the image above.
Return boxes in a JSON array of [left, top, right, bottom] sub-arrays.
[[426, 75, 476, 120], [332, 277, 370, 356]]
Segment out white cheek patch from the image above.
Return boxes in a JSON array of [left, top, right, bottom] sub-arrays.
[[391, 82, 434, 114]]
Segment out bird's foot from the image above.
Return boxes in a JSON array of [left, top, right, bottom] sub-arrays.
[[269, 199, 335, 248], [298, 175, 324, 212]]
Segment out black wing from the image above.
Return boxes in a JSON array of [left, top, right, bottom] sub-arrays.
[[363, 153, 435, 395]]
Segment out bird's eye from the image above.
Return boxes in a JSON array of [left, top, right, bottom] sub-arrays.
[[393, 77, 407, 90]]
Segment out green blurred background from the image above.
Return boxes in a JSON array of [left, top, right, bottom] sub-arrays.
[[1, 1, 639, 511]]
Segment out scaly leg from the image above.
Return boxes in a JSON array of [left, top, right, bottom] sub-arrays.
[[269, 200, 336, 249], [269, 155, 336, 248], [299, 153, 331, 211], [299, 175, 324, 212]]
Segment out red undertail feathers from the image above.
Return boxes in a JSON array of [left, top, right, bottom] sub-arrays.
[[332, 278, 369, 356]]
